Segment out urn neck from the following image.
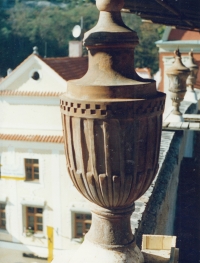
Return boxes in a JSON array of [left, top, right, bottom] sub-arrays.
[[172, 101, 182, 116], [66, 0, 158, 101], [86, 204, 135, 247]]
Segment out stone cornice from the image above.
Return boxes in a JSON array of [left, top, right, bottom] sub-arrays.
[[156, 40, 200, 53]]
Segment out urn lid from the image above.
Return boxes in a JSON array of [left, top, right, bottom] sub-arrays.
[[166, 49, 190, 76], [84, 0, 138, 48]]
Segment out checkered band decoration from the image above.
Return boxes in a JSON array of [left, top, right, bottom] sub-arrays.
[[60, 94, 165, 119]]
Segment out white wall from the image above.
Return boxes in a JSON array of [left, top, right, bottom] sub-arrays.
[[0, 55, 90, 258], [0, 139, 91, 256], [0, 99, 63, 135]]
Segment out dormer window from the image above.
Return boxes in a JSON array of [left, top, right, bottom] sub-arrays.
[[31, 71, 40, 80]]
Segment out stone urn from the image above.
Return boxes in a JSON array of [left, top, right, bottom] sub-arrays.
[[184, 49, 199, 103], [59, 0, 165, 262], [166, 49, 190, 122]]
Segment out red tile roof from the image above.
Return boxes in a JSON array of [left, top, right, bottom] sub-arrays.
[[168, 29, 200, 41], [0, 134, 64, 143], [42, 56, 88, 81], [0, 91, 63, 97]]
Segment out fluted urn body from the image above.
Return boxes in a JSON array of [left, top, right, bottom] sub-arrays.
[[61, 96, 165, 208], [185, 50, 199, 103], [166, 49, 190, 121], [59, 0, 165, 262]]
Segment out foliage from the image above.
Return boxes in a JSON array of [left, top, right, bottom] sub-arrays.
[[122, 12, 165, 74], [0, 10, 15, 76], [0, 3, 98, 76], [0, 2, 164, 77], [9, 3, 98, 48]]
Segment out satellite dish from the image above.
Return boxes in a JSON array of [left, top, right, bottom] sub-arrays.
[[72, 25, 81, 38]]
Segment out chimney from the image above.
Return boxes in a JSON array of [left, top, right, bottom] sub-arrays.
[[69, 41, 82, 57], [7, 68, 12, 76], [33, 46, 39, 55]]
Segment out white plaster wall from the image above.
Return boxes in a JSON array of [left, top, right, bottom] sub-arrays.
[[58, 153, 91, 247], [0, 54, 90, 257], [0, 55, 68, 135], [0, 101, 62, 135], [0, 58, 67, 93], [0, 140, 87, 257]]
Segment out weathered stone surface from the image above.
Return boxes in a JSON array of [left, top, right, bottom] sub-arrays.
[[184, 50, 199, 103], [59, 0, 165, 262], [166, 49, 190, 121], [134, 131, 183, 247]]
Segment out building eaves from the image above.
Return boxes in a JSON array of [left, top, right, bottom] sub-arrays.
[[123, 0, 200, 32], [0, 54, 36, 88], [155, 40, 200, 53], [0, 134, 64, 143]]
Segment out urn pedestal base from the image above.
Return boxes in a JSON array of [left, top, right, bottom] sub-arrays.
[[68, 204, 144, 263], [68, 237, 143, 263], [51, 204, 144, 263]]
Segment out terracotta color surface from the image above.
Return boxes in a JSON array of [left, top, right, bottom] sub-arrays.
[[168, 29, 200, 41], [42, 56, 88, 81], [0, 134, 63, 143], [58, 0, 165, 262]]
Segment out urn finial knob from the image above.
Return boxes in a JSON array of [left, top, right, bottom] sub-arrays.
[[33, 46, 39, 55], [96, 0, 124, 11]]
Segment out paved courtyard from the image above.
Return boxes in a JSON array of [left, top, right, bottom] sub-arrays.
[[0, 247, 47, 263]]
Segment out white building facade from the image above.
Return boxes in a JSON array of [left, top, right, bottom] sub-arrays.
[[0, 53, 90, 259]]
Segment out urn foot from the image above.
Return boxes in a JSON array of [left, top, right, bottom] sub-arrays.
[[67, 204, 144, 263], [68, 238, 144, 263]]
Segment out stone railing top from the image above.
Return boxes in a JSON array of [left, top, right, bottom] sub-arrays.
[[131, 130, 175, 234]]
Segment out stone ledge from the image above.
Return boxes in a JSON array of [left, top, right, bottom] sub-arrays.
[[132, 130, 181, 247]]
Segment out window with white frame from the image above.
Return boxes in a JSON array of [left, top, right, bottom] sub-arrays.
[[74, 213, 91, 238], [26, 206, 43, 234], [0, 203, 6, 229], [24, 159, 39, 181]]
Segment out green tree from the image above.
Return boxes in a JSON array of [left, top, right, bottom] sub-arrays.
[[8, 3, 98, 58], [0, 2, 164, 77], [0, 10, 16, 76], [122, 12, 165, 74]]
